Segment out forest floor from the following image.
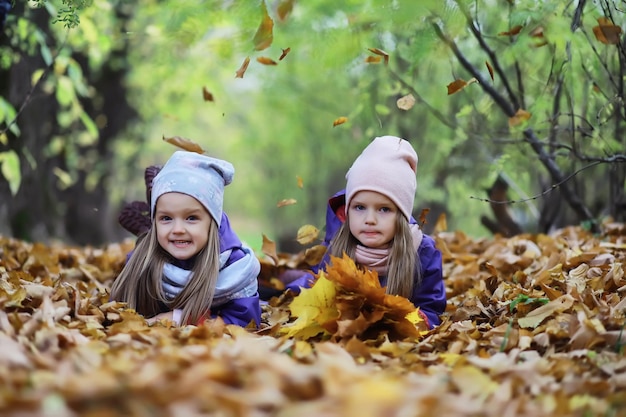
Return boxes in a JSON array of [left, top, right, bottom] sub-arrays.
[[1, 222, 626, 417]]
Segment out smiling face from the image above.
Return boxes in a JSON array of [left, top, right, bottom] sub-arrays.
[[347, 190, 398, 249], [154, 192, 213, 260]]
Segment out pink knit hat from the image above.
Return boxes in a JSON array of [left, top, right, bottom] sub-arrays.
[[345, 136, 418, 220]]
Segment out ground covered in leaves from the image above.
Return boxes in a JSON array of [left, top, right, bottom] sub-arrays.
[[1, 223, 626, 417]]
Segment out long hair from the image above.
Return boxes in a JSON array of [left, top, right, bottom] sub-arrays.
[[110, 218, 221, 325], [329, 212, 422, 299]]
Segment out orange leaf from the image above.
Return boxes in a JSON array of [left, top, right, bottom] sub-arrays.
[[333, 116, 348, 127], [279, 47, 291, 61], [447, 78, 478, 95], [162, 135, 204, 154], [418, 208, 430, 227], [396, 94, 416, 111], [235, 56, 250, 78], [368, 47, 389, 65], [498, 25, 523, 36], [365, 56, 382, 64], [277, 198, 297, 207], [508, 109, 532, 127], [256, 56, 278, 66], [485, 61, 494, 82], [296, 175, 303, 189], [253, 1, 274, 51], [593, 17, 623, 45], [202, 87, 214, 102], [276, 0, 294, 22]]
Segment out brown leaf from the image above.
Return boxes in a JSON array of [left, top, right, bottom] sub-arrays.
[[202, 86, 214, 102], [498, 25, 523, 36], [261, 234, 279, 265], [367, 47, 389, 65], [593, 17, 623, 45], [162, 135, 205, 154], [333, 116, 348, 127], [276, 0, 294, 22], [277, 198, 297, 207], [396, 94, 416, 111], [253, 1, 274, 51], [235, 56, 251, 78], [256, 56, 278, 66], [365, 55, 382, 64], [447, 78, 478, 95], [279, 47, 291, 61], [508, 109, 532, 127], [418, 208, 430, 227], [486, 61, 494, 82]]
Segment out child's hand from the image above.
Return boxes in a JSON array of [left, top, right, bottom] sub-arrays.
[[146, 311, 174, 325]]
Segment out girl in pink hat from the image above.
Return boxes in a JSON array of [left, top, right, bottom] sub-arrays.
[[284, 136, 446, 328]]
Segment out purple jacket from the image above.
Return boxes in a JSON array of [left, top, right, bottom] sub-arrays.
[[287, 190, 446, 328], [125, 212, 261, 328]]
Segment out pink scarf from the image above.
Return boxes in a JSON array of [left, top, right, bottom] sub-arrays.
[[354, 224, 423, 275]]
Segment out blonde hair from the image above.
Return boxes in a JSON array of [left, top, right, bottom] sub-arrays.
[[110, 218, 221, 325], [329, 212, 421, 299]]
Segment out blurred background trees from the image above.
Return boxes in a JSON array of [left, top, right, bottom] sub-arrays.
[[1, 0, 624, 250]]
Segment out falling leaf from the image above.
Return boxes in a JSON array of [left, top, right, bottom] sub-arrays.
[[365, 56, 382, 64], [202, 87, 214, 102], [529, 26, 544, 38], [235, 56, 251, 79], [296, 175, 303, 189], [508, 109, 532, 127], [396, 94, 416, 111], [276, 0, 294, 22], [261, 234, 279, 265], [256, 56, 278, 66], [418, 208, 430, 227], [433, 212, 448, 233], [162, 135, 205, 154], [277, 198, 297, 207], [333, 116, 348, 127], [253, 1, 274, 51], [485, 61, 494, 82], [296, 225, 319, 245], [279, 47, 291, 61], [447, 78, 478, 95], [593, 17, 623, 45], [367, 47, 389, 65], [498, 25, 523, 36]]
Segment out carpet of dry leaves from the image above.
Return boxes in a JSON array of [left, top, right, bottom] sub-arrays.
[[1, 222, 626, 417]]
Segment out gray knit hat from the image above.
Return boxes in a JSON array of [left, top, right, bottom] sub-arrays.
[[150, 151, 234, 226]]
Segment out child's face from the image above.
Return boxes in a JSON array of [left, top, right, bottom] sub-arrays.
[[347, 190, 397, 249], [154, 192, 213, 260]]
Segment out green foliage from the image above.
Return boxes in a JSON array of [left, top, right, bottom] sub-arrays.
[[0, 150, 21, 195]]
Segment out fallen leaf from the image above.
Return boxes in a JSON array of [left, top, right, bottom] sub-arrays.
[[447, 78, 478, 95], [593, 17, 623, 45]]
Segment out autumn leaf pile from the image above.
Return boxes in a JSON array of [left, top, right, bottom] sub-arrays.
[[1, 223, 626, 417]]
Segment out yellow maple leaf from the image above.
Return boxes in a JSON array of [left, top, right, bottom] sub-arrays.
[[280, 274, 339, 339]]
